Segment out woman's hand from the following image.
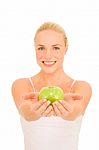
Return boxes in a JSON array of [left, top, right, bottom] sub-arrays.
[[20, 92, 53, 121], [52, 93, 83, 120]]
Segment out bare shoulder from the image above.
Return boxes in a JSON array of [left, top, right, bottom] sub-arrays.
[[75, 80, 92, 94], [12, 78, 29, 93], [11, 78, 31, 108], [11, 77, 33, 98], [12, 78, 26, 87]]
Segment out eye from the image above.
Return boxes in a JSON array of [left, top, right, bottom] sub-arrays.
[[38, 47, 45, 51], [53, 47, 60, 50]]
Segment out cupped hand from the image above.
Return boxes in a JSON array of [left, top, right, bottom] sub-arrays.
[[52, 93, 83, 120], [21, 92, 53, 120]]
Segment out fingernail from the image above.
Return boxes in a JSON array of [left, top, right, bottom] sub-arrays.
[[59, 100, 63, 103], [55, 101, 58, 105], [43, 99, 47, 102], [47, 101, 51, 105]]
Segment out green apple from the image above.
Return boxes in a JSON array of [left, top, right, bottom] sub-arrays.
[[38, 86, 64, 103]]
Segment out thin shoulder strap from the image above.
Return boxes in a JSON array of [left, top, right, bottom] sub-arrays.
[[69, 80, 76, 93], [29, 77, 36, 92]]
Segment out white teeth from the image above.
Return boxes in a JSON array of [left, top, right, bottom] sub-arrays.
[[43, 61, 56, 65]]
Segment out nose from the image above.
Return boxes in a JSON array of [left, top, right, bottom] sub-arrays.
[[45, 49, 52, 59]]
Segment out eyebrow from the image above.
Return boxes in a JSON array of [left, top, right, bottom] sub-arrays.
[[52, 44, 62, 47], [37, 44, 45, 47], [37, 44, 62, 47]]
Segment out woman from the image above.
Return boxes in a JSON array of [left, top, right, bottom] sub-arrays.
[[12, 22, 92, 150]]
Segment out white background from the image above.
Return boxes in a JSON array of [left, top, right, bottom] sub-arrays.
[[0, 0, 99, 149]]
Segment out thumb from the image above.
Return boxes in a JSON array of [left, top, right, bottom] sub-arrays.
[[64, 93, 83, 101], [71, 93, 83, 100], [22, 92, 39, 100]]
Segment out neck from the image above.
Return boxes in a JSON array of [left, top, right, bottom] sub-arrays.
[[38, 68, 68, 86]]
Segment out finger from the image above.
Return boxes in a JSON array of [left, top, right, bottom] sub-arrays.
[[36, 101, 51, 115], [50, 106, 57, 116], [54, 101, 68, 115], [32, 99, 47, 110], [47, 110, 55, 117], [59, 100, 73, 112], [52, 102, 62, 116], [42, 105, 52, 117], [22, 92, 39, 100]]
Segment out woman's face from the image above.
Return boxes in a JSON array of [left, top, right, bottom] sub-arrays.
[[35, 30, 67, 74]]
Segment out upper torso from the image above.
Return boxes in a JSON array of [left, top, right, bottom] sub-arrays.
[[20, 76, 83, 150]]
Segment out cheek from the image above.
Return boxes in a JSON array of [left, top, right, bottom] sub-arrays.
[[55, 51, 64, 59], [36, 52, 43, 61]]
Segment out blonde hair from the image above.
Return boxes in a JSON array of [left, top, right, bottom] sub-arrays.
[[34, 22, 67, 46]]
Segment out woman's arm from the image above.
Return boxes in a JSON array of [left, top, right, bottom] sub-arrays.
[[11, 78, 52, 121], [52, 81, 92, 120]]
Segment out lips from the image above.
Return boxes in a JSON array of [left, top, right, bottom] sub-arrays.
[[42, 61, 57, 66]]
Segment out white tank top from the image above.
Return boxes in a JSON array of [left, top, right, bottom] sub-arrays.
[[20, 78, 83, 150]]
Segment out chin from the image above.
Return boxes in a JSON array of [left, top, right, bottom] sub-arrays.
[[41, 67, 60, 74]]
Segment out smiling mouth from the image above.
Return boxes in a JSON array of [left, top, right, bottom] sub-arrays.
[[42, 61, 57, 66]]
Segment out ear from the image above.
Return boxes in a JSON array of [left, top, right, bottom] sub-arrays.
[[64, 43, 68, 54]]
